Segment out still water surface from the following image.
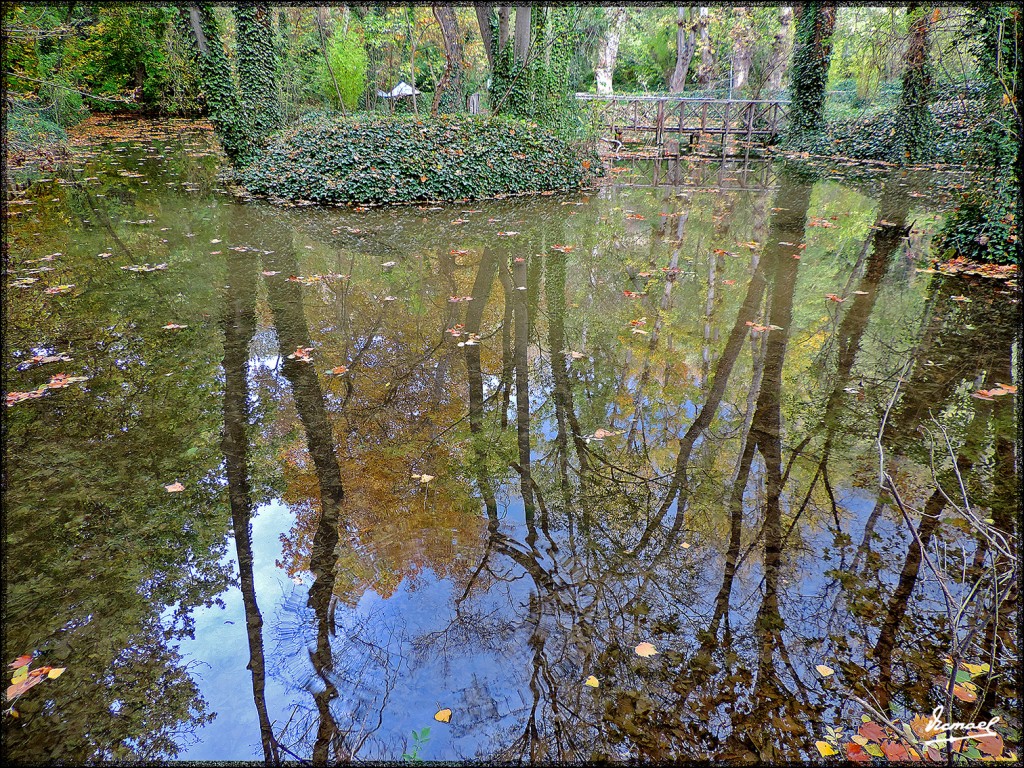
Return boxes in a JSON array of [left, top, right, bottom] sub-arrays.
[[4, 118, 1018, 762]]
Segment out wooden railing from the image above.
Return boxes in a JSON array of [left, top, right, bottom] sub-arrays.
[[576, 93, 790, 159]]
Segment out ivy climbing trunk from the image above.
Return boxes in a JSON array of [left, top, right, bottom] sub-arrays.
[[892, 4, 936, 162], [431, 5, 463, 115], [784, 2, 836, 150], [668, 7, 697, 94], [595, 7, 627, 95], [182, 5, 247, 163], [234, 5, 282, 142]]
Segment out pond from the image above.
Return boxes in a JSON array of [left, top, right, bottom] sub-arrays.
[[4, 117, 1019, 763]]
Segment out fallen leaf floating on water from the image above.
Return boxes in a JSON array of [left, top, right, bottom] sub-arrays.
[[816, 741, 838, 757], [816, 664, 835, 677], [381, 261, 397, 268], [825, 293, 845, 302], [7, 676, 43, 701], [550, 244, 574, 253], [450, 249, 470, 256], [165, 482, 185, 493], [288, 347, 314, 362], [121, 263, 167, 272], [44, 285, 75, 294], [448, 296, 473, 303], [496, 231, 519, 236], [974, 383, 1016, 400], [46, 373, 88, 389], [161, 323, 187, 330], [589, 428, 623, 440], [634, 642, 658, 657], [412, 474, 435, 484], [434, 708, 452, 723], [584, 676, 600, 688], [47, 668, 65, 679], [625, 213, 646, 220], [326, 366, 348, 375], [261, 271, 280, 276], [8, 656, 32, 670]]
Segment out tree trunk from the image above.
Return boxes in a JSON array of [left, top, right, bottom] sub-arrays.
[[514, 5, 531, 64], [594, 7, 627, 94], [892, 4, 936, 162], [766, 6, 794, 91], [669, 7, 698, 93], [432, 5, 463, 115], [786, 2, 837, 144], [476, 4, 495, 69], [235, 6, 282, 141], [730, 6, 755, 94], [696, 7, 714, 89], [498, 6, 510, 51]]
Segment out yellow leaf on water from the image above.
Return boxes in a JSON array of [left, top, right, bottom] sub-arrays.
[[584, 676, 600, 688], [434, 708, 452, 723], [962, 661, 990, 676], [165, 482, 185, 493], [47, 668, 65, 679], [634, 642, 658, 657], [11, 666, 28, 685], [815, 741, 838, 757], [816, 664, 835, 677]]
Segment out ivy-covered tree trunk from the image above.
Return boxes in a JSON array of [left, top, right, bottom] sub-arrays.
[[890, 5, 936, 162], [594, 7, 626, 95], [182, 4, 280, 166], [668, 7, 697, 94], [766, 6, 794, 92], [784, 2, 836, 150], [432, 5, 463, 115], [182, 5, 247, 163], [234, 6, 282, 142]]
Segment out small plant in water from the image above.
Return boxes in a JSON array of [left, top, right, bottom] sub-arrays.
[[402, 726, 430, 762]]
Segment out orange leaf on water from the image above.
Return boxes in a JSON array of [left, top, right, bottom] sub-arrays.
[[8, 656, 32, 669]]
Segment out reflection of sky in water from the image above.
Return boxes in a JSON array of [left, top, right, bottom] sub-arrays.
[[178, 496, 541, 761]]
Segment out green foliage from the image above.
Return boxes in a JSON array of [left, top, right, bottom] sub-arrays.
[[402, 727, 431, 762], [235, 7, 283, 142], [936, 6, 1020, 264], [490, 7, 589, 138], [935, 173, 1018, 265], [237, 114, 602, 204], [318, 28, 368, 111]]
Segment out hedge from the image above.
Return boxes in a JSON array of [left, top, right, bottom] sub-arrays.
[[237, 113, 601, 204]]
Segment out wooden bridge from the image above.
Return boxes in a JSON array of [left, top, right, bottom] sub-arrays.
[[576, 93, 790, 160]]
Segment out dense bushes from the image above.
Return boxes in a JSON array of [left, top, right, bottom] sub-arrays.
[[237, 114, 601, 203]]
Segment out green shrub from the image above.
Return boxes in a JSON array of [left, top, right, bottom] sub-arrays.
[[237, 113, 602, 204], [935, 173, 1018, 265], [318, 30, 367, 111]]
